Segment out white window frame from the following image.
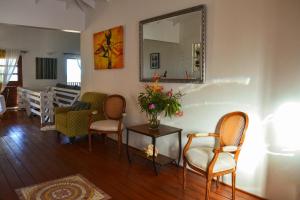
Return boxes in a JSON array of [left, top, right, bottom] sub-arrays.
[[0, 58, 18, 82]]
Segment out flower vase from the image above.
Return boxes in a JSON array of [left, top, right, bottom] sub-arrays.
[[148, 113, 160, 130]]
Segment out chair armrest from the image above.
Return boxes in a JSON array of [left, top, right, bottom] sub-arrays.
[[66, 110, 93, 136], [90, 110, 98, 115], [88, 110, 106, 126], [187, 132, 220, 138], [207, 145, 241, 173], [213, 145, 241, 153], [183, 132, 220, 158], [222, 145, 239, 152], [55, 106, 72, 114]]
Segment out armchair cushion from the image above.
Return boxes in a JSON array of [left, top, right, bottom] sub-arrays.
[[185, 147, 236, 173], [90, 120, 124, 131]]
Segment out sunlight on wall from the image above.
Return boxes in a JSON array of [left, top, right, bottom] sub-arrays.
[[177, 77, 251, 94], [238, 112, 266, 174], [260, 102, 300, 157], [273, 102, 300, 151]]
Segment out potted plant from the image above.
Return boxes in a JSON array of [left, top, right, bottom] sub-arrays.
[[138, 75, 183, 129]]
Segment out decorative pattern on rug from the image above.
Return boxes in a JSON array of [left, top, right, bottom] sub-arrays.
[[16, 174, 111, 200]]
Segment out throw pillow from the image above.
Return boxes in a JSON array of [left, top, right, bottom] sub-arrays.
[[71, 101, 91, 111]]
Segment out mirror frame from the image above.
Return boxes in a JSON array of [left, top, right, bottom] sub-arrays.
[[139, 5, 207, 83]]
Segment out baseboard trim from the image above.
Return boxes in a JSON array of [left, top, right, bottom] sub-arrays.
[[218, 180, 267, 200]]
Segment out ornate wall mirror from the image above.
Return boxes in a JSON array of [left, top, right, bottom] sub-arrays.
[[139, 5, 206, 83]]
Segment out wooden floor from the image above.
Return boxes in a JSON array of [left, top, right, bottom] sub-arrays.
[[0, 111, 261, 200]]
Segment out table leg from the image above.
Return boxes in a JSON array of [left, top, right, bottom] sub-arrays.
[[152, 137, 158, 175], [126, 129, 131, 163], [178, 131, 182, 166]]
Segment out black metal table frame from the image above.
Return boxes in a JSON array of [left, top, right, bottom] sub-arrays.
[[126, 127, 182, 175]]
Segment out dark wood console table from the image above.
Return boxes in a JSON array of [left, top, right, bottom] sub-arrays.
[[126, 124, 182, 175]]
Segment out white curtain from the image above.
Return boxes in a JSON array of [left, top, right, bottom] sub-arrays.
[[0, 49, 20, 92], [76, 55, 81, 70]]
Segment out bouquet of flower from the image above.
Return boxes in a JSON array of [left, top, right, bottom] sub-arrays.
[[138, 74, 183, 129]]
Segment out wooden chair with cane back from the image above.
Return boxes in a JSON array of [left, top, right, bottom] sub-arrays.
[[88, 94, 126, 155], [183, 111, 249, 200]]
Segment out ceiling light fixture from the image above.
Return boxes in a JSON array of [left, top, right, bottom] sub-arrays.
[[62, 29, 81, 33]]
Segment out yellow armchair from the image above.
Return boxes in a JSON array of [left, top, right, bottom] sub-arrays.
[[55, 92, 107, 141]]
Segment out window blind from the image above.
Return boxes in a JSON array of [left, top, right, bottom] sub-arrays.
[[36, 57, 57, 79]]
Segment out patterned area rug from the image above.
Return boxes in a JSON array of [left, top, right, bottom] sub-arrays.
[[16, 175, 111, 200]]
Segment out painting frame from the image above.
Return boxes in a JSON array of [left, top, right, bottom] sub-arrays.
[[150, 53, 160, 69], [93, 25, 124, 70]]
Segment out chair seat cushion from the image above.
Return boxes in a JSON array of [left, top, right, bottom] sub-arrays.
[[90, 120, 123, 131], [185, 147, 236, 173]]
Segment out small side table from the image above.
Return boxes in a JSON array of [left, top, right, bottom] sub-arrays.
[[126, 124, 182, 175]]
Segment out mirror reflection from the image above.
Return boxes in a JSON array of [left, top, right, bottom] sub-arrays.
[[140, 5, 206, 83]]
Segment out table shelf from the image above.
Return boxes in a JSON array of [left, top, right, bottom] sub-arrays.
[[126, 124, 182, 175], [130, 148, 175, 166]]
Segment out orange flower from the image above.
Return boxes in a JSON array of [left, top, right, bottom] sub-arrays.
[[150, 81, 163, 93]]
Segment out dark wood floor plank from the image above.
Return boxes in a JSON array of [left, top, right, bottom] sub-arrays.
[[0, 138, 35, 186], [0, 111, 263, 200], [2, 135, 48, 183], [0, 166, 17, 200], [0, 154, 23, 189], [9, 132, 66, 179]]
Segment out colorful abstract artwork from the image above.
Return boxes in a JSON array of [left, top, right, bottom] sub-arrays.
[[93, 26, 124, 70]]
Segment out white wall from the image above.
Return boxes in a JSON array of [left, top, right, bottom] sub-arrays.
[[0, 24, 80, 89], [261, 1, 300, 199], [81, 0, 300, 199], [143, 39, 181, 79], [144, 20, 180, 43], [0, 0, 84, 31]]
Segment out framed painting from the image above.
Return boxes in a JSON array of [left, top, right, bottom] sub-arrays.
[[150, 53, 160, 69], [93, 25, 124, 69]]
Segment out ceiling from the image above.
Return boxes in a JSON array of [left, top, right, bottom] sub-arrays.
[[35, 0, 98, 11]]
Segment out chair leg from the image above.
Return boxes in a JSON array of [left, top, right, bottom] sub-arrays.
[[232, 172, 236, 200], [183, 159, 187, 190], [102, 134, 106, 143], [118, 131, 122, 155], [88, 131, 92, 152], [69, 137, 75, 144], [205, 176, 212, 200], [216, 176, 220, 189]]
